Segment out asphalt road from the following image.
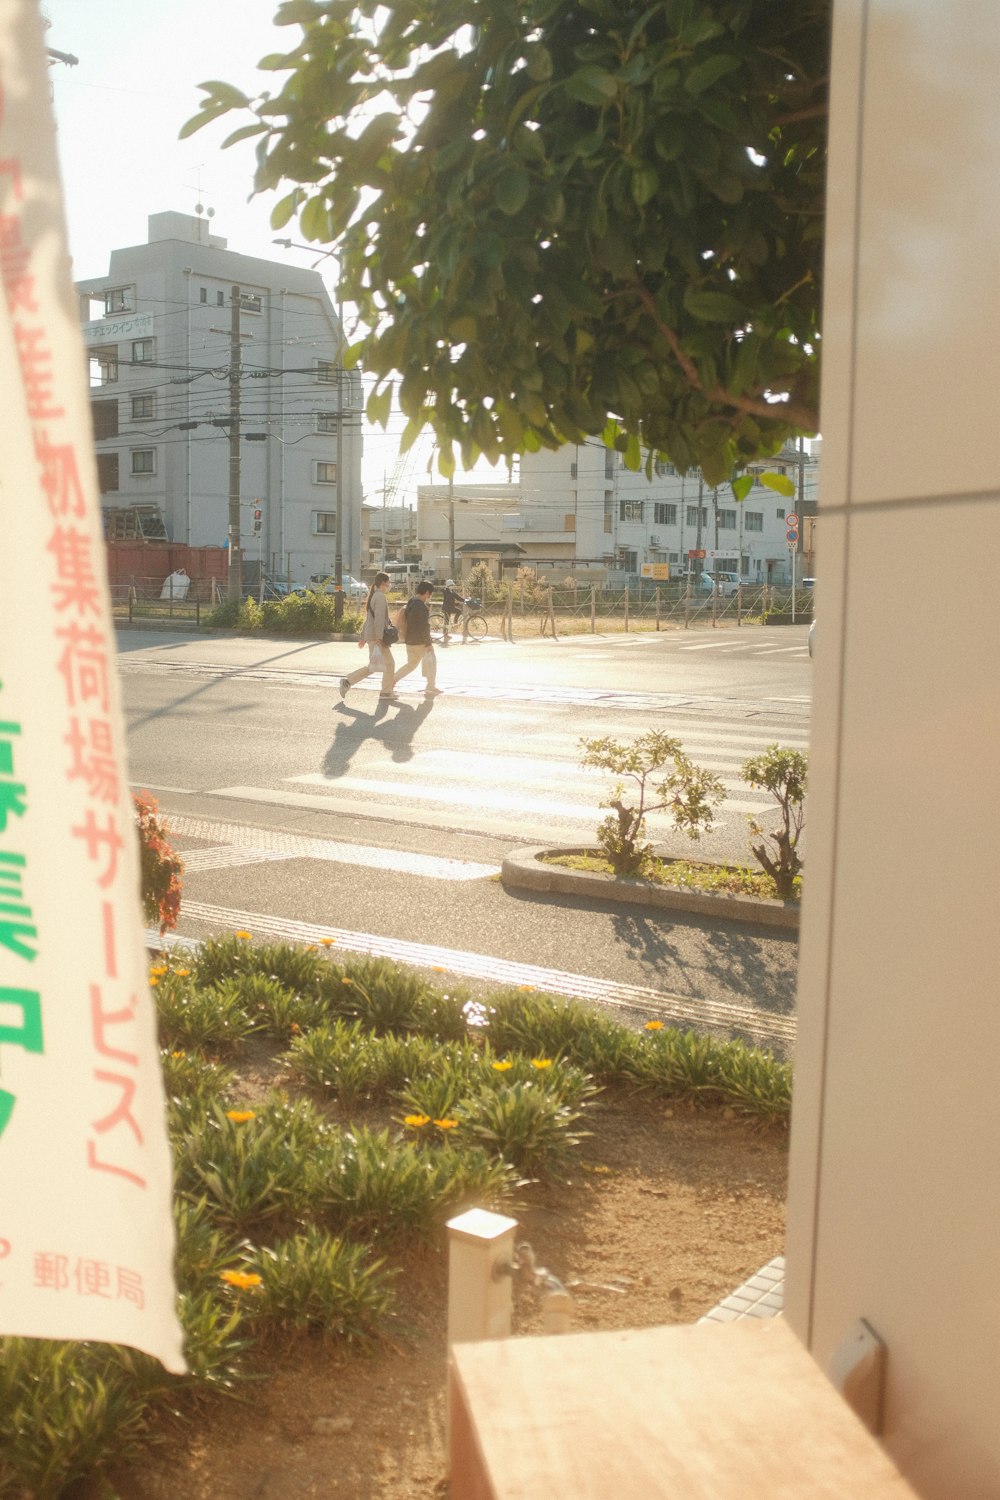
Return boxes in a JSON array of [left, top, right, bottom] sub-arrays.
[[120, 624, 811, 1053]]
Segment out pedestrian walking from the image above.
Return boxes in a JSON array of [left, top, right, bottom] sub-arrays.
[[392, 580, 442, 697], [338, 572, 398, 703]]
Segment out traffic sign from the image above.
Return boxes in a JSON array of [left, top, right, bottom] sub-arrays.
[[688, 548, 706, 559], [786, 525, 799, 544], [786, 537, 798, 551], [786, 512, 799, 527]]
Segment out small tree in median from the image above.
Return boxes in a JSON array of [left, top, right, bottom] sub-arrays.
[[742, 746, 808, 898], [580, 733, 724, 876]]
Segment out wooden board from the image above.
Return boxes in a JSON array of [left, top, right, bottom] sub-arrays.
[[449, 1319, 918, 1499]]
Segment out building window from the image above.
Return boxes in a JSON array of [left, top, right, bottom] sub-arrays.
[[239, 292, 262, 314], [718, 509, 737, 530], [777, 508, 786, 519], [619, 549, 638, 572], [745, 511, 764, 532], [654, 459, 676, 477], [104, 287, 131, 314], [605, 450, 617, 480], [570, 460, 578, 479], [686, 505, 708, 527], [96, 452, 119, 493], [653, 502, 677, 526], [199, 287, 208, 303], [314, 461, 338, 484], [131, 338, 154, 364], [315, 360, 337, 384], [619, 498, 644, 522], [131, 392, 154, 420], [88, 346, 118, 386], [313, 512, 337, 534], [603, 492, 613, 534], [131, 448, 155, 476], [91, 399, 118, 440], [316, 411, 337, 433], [217, 290, 224, 306]]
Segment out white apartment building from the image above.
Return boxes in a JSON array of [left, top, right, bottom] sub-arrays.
[[76, 211, 363, 583], [418, 442, 818, 584]]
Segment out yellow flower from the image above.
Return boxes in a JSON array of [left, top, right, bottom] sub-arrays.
[[517, 984, 535, 992], [434, 1118, 459, 1130], [173, 967, 191, 978], [149, 977, 159, 987], [226, 1110, 256, 1123], [148, 965, 168, 978], [644, 1020, 665, 1031], [432, 966, 446, 973], [491, 1060, 513, 1072], [220, 1270, 262, 1290], [170, 1051, 186, 1059], [320, 937, 335, 947], [531, 1058, 553, 1070], [404, 1114, 431, 1128], [235, 930, 252, 940], [341, 977, 353, 986]]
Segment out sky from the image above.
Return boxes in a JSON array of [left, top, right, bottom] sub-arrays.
[[42, 0, 498, 508]]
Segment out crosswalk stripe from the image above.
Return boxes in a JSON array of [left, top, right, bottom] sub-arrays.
[[154, 900, 796, 1052], [162, 814, 499, 881]]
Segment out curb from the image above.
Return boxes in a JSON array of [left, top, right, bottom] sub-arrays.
[[500, 846, 800, 932]]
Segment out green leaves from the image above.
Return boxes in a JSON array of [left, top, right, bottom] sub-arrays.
[[563, 65, 619, 104], [178, 0, 827, 482]]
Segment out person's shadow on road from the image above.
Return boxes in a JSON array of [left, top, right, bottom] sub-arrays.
[[323, 697, 434, 780]]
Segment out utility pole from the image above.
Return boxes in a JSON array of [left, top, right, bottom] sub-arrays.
[[448, 473, 456, 579], [334, 291, 345, 622], [226, 284, 242, 601]]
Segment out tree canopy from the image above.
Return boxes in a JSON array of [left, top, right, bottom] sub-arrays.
[[184, 0, 829, 486]]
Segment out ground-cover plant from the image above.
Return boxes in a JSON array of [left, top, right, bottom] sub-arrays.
[[742, 746, 808, 898], [154, 970, 260, 1053], [545, 851, 786, 900], [579, 732, 725, 874], [460, 1079, 590, 1176], [237, 1225, 394, 1340]]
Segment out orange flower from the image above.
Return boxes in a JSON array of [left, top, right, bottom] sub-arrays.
[[220, 1270, 262, 1290], [148, 965, 168, 978], [434, 1118, 459, 1130], [172, 967, 191, 978], [226, 1110, 256, 1123], [517, 984, 535, 992], [404, 1114, 431, 1128], [320, 937, 335, 947], [644, 1020, 665, 1031], [234, 930, 252, 940]]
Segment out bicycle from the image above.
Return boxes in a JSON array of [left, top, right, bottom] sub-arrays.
[[428, 608, 488, 642]]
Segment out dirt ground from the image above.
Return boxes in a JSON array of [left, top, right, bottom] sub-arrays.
[[100, 1093, 787, 1500]]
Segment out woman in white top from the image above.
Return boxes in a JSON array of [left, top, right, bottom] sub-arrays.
[[338, 572, 397, 701]]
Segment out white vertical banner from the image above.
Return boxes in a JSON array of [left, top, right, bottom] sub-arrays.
[[0, 3, 184, 1371]]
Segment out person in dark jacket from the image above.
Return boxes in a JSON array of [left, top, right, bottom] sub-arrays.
[[392, 581, 441, 696], [442, 578, 463, 627]]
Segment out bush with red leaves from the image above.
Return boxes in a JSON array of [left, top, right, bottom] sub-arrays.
[[133, 792, 183, 933]]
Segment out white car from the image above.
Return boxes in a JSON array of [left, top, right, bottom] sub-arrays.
[[306, 574, 367, 598], [699, 570, 742, 597]]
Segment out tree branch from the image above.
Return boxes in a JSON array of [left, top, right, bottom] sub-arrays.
[[631, 281, 819, 431]]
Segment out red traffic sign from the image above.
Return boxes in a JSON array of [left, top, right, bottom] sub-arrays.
[[786, 512, 799, 527], [688, 548, 706, 559]]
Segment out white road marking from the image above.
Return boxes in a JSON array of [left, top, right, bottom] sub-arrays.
[[163, 813, 499, 881]]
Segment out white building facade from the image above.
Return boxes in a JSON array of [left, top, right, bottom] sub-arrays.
[[417, 442, 818, 584], [76, 212, 363, 583]]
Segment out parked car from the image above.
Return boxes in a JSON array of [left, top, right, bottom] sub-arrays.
[[699, 570, 742, 597], [305, 574, 367, 598]]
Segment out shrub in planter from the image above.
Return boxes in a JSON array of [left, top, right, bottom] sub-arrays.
[[133, 791, 183, 932], [579, 732, 724, 875]]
